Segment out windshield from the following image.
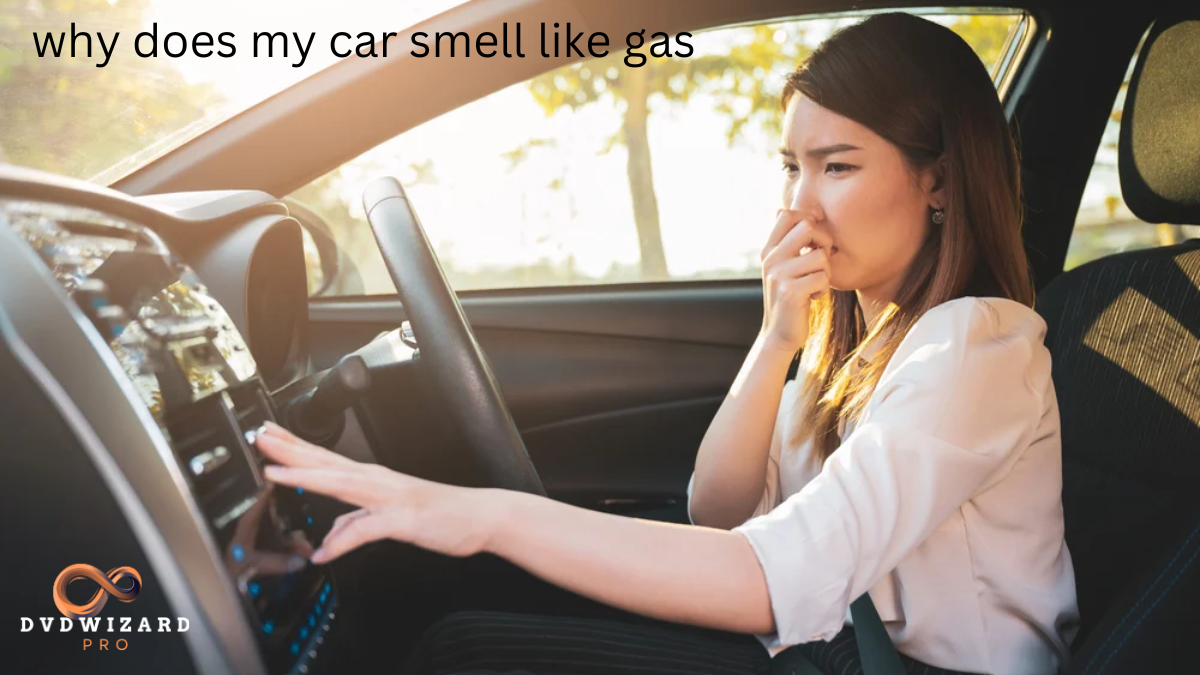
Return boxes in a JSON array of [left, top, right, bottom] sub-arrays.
[[0, 0, 470, 184]]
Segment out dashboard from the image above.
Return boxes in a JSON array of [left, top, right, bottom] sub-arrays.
[[0, 165, 337, 675]]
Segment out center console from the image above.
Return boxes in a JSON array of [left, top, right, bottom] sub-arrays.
[[3, 198, 335, 675]]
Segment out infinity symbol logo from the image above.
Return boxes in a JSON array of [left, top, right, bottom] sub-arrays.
[[52, 564, 142, 619]]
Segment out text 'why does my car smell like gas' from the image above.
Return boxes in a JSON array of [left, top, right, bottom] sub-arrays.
[[33, 22, 695, 69]]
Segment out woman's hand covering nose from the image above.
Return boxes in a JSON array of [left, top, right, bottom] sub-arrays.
[[759, 212, 833, 353]]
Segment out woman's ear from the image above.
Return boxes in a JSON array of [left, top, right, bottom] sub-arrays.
[[923, 156, 949, 210]]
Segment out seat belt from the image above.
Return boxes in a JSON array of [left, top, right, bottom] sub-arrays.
[[770, 594, 906, 675], [850, 593, 907, 675]]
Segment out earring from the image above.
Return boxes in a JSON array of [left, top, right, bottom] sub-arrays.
[[931, 208, 945, 225]]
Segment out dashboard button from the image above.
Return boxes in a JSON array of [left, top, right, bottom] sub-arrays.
[[188, 445, 230, 477]]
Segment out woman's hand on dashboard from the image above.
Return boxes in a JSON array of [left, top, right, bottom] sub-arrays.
[[256, 422, 775, 634], [254, 422, 499, 563]]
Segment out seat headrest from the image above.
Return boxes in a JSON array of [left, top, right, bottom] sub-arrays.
[[1119, 14, 1200, 225]]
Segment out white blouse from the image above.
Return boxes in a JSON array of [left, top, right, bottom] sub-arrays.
[[688, 297, 1079, 675]]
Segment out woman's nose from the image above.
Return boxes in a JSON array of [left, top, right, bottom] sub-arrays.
[[786, 177, 822, 220], [788, 182, 803, 210]]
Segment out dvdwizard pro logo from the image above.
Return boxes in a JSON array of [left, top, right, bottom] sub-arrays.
[[21, 563, 188, 652], [52, 564, 142, 619]]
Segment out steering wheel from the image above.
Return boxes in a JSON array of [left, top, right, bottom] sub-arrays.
[[361, 176, 546, 496]]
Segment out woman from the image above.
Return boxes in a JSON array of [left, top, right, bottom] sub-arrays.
[[256, 13, 1079, 675]]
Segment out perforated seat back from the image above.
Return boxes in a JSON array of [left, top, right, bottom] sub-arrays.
[[1037, 13, 1200, 673]]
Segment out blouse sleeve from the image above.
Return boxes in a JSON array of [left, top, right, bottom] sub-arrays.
[[732, 298, 1051, 646]]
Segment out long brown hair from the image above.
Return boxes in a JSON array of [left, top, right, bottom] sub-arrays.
[[782, 13, 1035, 461]]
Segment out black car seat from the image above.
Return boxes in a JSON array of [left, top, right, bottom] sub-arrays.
[[1036, 13, 1200, 674]]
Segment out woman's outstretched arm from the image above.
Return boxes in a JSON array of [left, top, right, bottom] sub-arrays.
[[487, 487, 774, 634], [255, 422, 775, 635]]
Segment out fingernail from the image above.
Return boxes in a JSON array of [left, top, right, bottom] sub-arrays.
[[263, 465, 286, 480], [263, 421, 282, 434], [311, 547, 328, 564]]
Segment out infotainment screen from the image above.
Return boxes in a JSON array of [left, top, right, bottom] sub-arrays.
[[164, 383, 334, 673], [4, 200, 337, 674]]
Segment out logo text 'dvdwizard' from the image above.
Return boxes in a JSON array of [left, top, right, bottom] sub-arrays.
[[17, 563, 189, 652]]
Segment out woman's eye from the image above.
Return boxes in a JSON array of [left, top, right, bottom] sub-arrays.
[[781, 162, 799, 174], [825, 162, 855, 176]]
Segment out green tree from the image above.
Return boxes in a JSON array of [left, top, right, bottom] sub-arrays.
[[527, 24, 812, 280], [287, 13, 1021, 295], [0, 0, 222, 180], [946, 14, 1019, 78], [526, 16, 1019, 281]]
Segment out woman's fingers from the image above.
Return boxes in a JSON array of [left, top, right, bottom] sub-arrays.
[[255, 430, 353, 470], [761, 210, 803, 260], [771, 218, 833, 260], [263, 465, 385, 507], [262, 421, 356, 464], [326, 508, 371, 541], [765, 267, 831, 306], [768, 247, 829, 281], [807, 226, 834, 255], [312, 511, 393, 564], [798, 270, 832, 300], [262, 421, 357, 464], [762, 222, 812, 268]]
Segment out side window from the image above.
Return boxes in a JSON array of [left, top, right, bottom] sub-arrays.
[[1067, 38, 1200, 271], [294, 10, 1029, 297]]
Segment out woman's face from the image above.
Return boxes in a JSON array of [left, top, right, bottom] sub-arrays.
[[780, 95, 940, 299]]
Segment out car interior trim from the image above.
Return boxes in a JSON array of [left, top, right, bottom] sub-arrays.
[[0, 221, 267, 675]]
